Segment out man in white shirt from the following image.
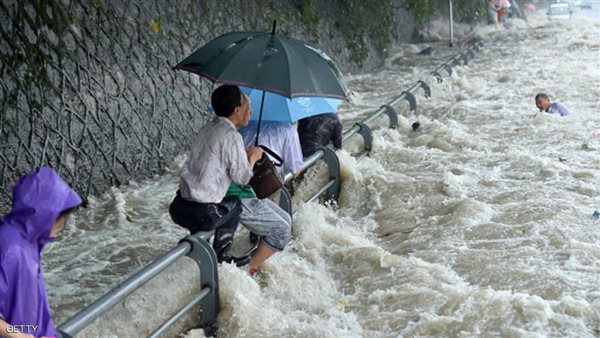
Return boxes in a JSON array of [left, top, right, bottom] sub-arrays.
[[169, 85, 263, 265]]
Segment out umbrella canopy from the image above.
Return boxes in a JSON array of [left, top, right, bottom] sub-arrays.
[[239, 86, 343, 122], [173, 24, 348, 100]]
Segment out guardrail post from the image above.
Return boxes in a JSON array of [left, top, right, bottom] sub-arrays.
[[431, 71, 444, 83], [318, 146, 341, 203], [353, 122, 373, 158], [181, 233, 220, 337], [417, 80, 431, 98], [450, 58, 460, 67], [278, 186, 293, 218], [461, 52, 469, 65], [443, 64, 453, 75], [466, 48, 475, 59], [380, 104, 398, 129], [400, 91, 417, 114]]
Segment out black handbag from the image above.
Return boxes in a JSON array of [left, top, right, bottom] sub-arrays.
[[248, 145, 283, 199]]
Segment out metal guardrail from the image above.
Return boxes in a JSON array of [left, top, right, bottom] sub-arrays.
[[56, 41, 483, 338], [57, 231, 220, 337], [283, 41, 484, 203]]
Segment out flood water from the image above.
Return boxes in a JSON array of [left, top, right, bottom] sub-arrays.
[[43, 10, 600, 338]]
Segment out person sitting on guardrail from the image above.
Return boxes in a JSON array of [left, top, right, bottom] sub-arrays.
[[535, 93, 572, 116], [297, 113, 343, 158], [230, 121, 297, 276], [225, 181, 292, 276], [0, 166, 82, 338], [169, 85, 263, 266]]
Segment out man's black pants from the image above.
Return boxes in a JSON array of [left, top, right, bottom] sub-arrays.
[[169, 191, 242, 262]]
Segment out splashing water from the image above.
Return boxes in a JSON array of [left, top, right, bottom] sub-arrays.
[[44, 12, 600, 337]]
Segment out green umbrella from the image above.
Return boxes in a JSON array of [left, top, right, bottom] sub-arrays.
[[173, 22, 348, 100]]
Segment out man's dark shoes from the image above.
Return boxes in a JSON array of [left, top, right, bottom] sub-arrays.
[[213, 230, 252, 266]]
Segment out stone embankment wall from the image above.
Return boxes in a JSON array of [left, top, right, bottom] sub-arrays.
[[0, 0, 415, 213]]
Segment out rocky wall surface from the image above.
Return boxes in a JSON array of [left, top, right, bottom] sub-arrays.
[[0, 0, 415, 213]]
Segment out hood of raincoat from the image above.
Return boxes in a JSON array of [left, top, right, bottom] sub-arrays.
[[0, 166, 82, 337]]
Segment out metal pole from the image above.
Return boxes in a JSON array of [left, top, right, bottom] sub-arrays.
[[58, 243, 191, 336], [449, 0, 454, 47], [147, 289, 211, 338]]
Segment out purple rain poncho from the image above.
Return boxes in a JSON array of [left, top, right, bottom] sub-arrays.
[[0, 167, 81, 337]]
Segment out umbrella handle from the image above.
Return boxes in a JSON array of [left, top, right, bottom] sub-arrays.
[[254, 90, 267, 146], [256, 20, 275, 147]]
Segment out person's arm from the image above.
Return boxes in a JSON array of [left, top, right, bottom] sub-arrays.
[[246, 146, 263, 168], [228, 131, 259, 185]]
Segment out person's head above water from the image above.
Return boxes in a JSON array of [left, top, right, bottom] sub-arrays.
[[535, 93, 551, 112], [211, 84, 252, 128]]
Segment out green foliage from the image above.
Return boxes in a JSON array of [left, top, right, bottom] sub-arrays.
[[299, 0, 320, 28], [339, 0, 396, 66], [255, 0, 268, 8], [347, 27, 368, 65], [201, 6, 210, 22], [266, 11, 290, 31], [253, 0, 290, 32], [9, 1, 70, 95], [370, 0, 397, 54], [298, 0, 320, 41], [453, 0, 487, 23], [149, 19, 164, 35], [92, 0, 102, 11], [405, 0, 429, 25]]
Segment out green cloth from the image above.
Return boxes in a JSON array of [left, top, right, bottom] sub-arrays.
[[226, 182, 257, 199]]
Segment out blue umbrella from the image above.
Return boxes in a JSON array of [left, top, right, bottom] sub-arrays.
[[240, 86, 343, 123]]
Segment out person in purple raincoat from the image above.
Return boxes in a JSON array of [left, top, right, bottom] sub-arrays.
[[0, 167, 82, 338]]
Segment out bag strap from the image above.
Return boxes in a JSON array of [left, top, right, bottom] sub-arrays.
[[258, 145, 283, 167]]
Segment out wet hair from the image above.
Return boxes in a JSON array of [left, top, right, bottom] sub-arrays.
[[211, 85, 242, 117], [535, 93, 549, 102]]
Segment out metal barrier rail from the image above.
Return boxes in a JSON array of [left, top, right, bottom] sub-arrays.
[[56, 41, 483, 338], [57, 231, 219, 337], [282, 41, 484, 201]]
